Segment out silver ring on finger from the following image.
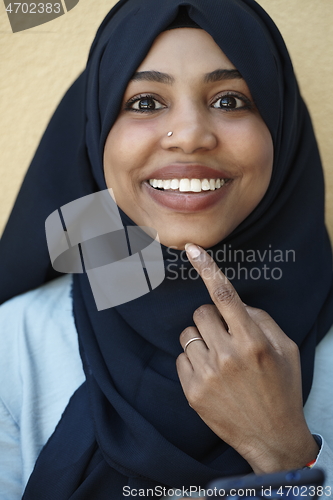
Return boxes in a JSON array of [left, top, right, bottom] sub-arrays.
[[184, 337, 205, 353]]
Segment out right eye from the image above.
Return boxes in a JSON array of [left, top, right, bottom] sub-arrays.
[[125, 95, 166, 113]]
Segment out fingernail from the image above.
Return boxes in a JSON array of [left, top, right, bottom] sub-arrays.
[[185, 243, 201, 259]]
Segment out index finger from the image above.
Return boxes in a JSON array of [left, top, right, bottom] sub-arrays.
[[185, 243, 250, 332]]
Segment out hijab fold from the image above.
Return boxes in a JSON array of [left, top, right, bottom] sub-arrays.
[[0, 0, 332, 498]]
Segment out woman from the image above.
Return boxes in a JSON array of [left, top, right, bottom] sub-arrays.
[[0, 0, 332, 498]]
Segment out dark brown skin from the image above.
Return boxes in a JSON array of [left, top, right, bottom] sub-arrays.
[[176, 244, 319, 477]]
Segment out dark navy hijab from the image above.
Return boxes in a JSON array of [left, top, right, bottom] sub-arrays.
[[0, 0, 332, 497]]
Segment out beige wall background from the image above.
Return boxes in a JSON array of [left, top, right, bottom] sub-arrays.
[[1, 1, 333, 238]]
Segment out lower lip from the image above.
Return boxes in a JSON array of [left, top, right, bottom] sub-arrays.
[[143, 181, 232, 212]]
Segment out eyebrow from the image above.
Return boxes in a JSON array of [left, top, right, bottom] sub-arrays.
[[130, 68, 243, 85], [131, 71, 175, 84], [204, 69, 243, 83]]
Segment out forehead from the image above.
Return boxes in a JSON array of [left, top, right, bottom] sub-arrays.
[[136, 28, 237, 75]]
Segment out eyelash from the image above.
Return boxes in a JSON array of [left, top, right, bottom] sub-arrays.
[[124, 92, 254, 114], [212, 92, 253, 112], [124, 94, 165, 114]]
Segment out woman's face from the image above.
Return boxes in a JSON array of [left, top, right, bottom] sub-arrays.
[[104, 29, 273, 250]]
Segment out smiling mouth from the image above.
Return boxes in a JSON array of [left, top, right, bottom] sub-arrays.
[[144, 175, 233, 212], [148, 177, 231, 193]]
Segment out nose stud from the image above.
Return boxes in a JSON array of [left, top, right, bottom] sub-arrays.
[[167, 131, 173, 137]]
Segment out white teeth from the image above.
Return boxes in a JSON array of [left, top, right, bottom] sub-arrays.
[[191, 179, 202, 192], [149, 178, 228, 192], [201, 179, 210, 191], [179, 179, 191, 192]]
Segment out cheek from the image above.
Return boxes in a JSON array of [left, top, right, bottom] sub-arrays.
[[225, 117, 273, 185], [225, 117, 272, 162], [104, 118, 158, 173], [248, 122, 273, 177], [220, 118, 273, 221]]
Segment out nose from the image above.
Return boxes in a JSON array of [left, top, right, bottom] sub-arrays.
[[161, 103, 218, 154]]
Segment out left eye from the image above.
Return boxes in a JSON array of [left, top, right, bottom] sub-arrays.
[[131, 97, 165, 111], [212, 95, 245, 110]]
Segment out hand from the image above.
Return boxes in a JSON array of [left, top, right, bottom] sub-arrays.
[[176, 244, 319, 474]]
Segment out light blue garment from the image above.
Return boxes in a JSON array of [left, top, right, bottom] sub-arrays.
[[0, 275, 332, 499]]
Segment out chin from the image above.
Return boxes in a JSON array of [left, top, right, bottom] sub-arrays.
[[157, 230, 227, 251]]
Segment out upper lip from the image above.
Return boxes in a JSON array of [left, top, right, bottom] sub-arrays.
[[146, 164, 231, 181]]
